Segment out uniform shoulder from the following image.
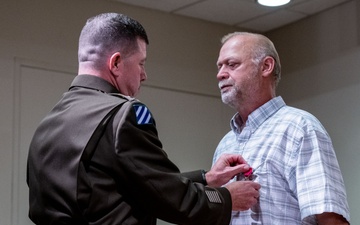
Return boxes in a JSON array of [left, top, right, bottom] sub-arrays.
[[109, 95, 155, 126]]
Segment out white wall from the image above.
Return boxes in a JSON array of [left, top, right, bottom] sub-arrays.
[[0, 0, 358, 224]]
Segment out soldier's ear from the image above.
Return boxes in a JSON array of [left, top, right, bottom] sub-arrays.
[[109, 52, 122, 73]]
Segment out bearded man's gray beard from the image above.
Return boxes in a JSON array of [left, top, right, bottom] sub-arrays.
[[221, 90, 238, 109]]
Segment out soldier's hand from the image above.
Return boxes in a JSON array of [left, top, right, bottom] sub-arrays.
[[206, 154, 250, 187], [225, 181, 261, 211]]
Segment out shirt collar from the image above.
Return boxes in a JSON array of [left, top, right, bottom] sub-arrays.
[[230, 96, 286, 133]]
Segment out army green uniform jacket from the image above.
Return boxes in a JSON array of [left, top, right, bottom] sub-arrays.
[[27, 75, 231, 225]]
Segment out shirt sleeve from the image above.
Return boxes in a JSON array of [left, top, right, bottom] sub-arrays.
[[112, 101, 232, 225], [291, 121, 350, 223]]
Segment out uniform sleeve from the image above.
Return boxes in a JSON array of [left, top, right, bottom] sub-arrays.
[[112, 101, 232, 225], [181, 170, 207, 185]]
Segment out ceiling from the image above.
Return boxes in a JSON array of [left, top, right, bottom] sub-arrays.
[[112, 0, 350, 32]]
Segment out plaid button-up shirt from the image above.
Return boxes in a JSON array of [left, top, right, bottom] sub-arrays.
[[213, 96, 350, 225]]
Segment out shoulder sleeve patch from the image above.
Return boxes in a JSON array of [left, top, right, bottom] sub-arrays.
[[133, 104, 153, 125]]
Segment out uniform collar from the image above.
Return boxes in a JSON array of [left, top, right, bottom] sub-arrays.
[[69, 74, 119, 94]]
